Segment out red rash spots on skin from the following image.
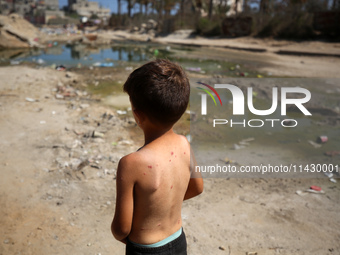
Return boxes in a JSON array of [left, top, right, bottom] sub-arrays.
[[184, 152, 186, 155], [169, 160, 171, 162], [157, 224, 161, 227], [171, 185, 173, 189], [143, 173, 146, 175], [177, 220, 180, 224], [171, 152, 174, 155], [148, 165, 152, 169], [141, 228, 145, 230]]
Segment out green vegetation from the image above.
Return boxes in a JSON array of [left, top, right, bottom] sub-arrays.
[[108, 0, 339, 40]]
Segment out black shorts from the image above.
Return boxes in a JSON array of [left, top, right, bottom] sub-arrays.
[[126, 229, 187, 255]]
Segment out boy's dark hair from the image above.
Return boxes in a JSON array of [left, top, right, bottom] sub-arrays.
[[123, 59, 190, 125]]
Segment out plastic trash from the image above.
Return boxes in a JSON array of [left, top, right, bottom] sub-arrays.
[[324, 172, 333, 178], [257, 74, 263, 78], [93, 62, 114, 67], [308, 140, 321, 148], [55, 65, 66, 71], [317, 136, 328, 143], [310, 185, 322, 191], [37, 58, 45, 65], [306, 188, 325, 194], [186, 67, 201, 72], [117, 110, 127, 115], [154, 49, 159, 57]]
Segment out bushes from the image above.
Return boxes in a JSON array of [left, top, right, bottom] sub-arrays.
[[196, 17, 221, 36], [256, 12, 315, 39]]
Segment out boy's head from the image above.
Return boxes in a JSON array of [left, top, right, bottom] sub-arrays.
[[123, 59, 190, 126]]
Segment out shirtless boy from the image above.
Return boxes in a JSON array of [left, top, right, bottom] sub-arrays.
[[111, 59, 203, 255]]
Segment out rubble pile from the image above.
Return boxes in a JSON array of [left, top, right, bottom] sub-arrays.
[[47, 71, 138, 181], [0, 13, 42, 48], [131, 19, 158, 37]]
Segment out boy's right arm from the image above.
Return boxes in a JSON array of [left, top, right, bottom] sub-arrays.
[[184, 146, 203, 200], [184, 178, 203, 200]]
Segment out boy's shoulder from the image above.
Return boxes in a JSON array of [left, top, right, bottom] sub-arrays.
[[118, 134, 190, 172]]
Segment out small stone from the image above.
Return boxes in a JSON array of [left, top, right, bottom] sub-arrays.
[[25, 97, 36, 102], [3, 239, 10, 244], [219, 246, 225, 250]]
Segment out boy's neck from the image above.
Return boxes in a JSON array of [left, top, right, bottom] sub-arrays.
[[143, 125, 174, 146]]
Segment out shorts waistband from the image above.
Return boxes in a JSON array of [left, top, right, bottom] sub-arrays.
[[128, 228, 182, 248]]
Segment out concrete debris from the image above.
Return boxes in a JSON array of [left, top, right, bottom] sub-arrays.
[[0, 14, 42, 48]]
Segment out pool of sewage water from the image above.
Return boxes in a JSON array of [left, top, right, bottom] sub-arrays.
[[0, 42, 266, 78]]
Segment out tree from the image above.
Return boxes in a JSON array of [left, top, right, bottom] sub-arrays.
[[125, 0, 136, 17], [260, 0, 270, 13], [208, 0, 213, 19], [118, 0, 121, 16]]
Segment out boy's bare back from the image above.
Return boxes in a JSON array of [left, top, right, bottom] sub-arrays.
[[122, 132, 191, 244]]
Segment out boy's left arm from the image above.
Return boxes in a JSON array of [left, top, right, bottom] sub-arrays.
[[111, 155, 135, 244]]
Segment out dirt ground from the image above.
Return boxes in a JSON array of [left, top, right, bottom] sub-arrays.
[[0, 40, 340, 255]]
